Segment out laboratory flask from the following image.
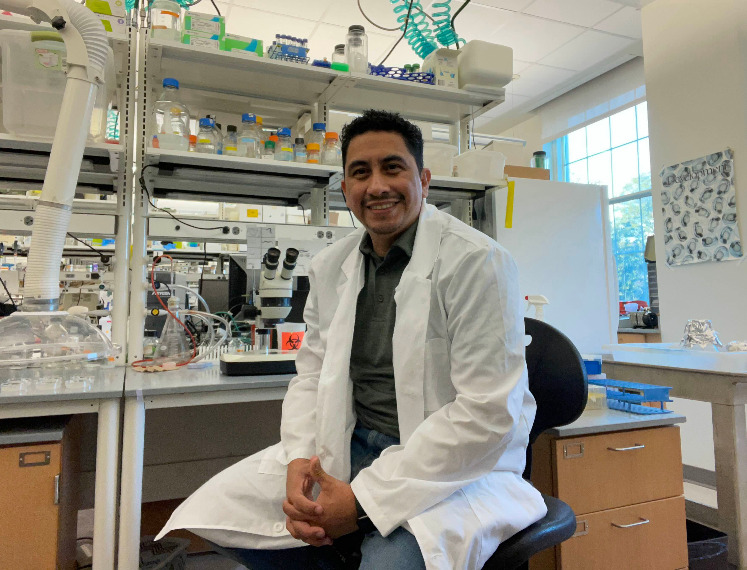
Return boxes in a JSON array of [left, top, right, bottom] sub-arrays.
[[156, 297, 192, 363], [152, 78, 190, 151]]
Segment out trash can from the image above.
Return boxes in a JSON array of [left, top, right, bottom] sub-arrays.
[[687, 520, 728, 570]]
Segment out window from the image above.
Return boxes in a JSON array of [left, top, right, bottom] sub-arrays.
[[546, 102, 652, 305]]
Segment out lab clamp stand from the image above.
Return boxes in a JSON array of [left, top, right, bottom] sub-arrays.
[[220, 247, 300, 376]]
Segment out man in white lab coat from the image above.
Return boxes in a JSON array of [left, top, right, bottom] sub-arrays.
[[157, 110, 546, 569]]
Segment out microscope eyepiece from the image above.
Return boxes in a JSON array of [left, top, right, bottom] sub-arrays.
[[280, 248, 299, 280], [265, 247, 281, 269]]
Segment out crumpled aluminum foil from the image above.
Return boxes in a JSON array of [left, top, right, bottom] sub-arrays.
[[726, 341, 747, 352], [680, 319, 723, 350]]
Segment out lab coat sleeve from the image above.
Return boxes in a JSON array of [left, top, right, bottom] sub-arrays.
[[280, 263, 325, 463], [350, 243, 528, 536]]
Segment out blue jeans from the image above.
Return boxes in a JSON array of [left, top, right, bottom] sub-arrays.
[[210, 423, 426, 570]]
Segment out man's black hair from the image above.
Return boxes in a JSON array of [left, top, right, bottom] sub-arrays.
[[340, 110, 424, 172]]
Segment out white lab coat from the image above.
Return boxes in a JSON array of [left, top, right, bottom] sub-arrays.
[[157, 204, 547, 569]]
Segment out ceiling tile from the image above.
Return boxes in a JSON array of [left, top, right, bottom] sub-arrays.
[[227, 0, 333, 21], [594, 6, 642, 38], [513, 60, 533, 74], [441, 2, 519, 45], [320, 0, 402, 35], [224, 6, 317, 39], [472, 0, 534, 10], [523, 0, 622, 27], [488, 13, 584, 61], [538, 29, 635, 70]]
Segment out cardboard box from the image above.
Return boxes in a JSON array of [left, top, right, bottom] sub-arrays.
[[423, 48, 459, 89], [183, 12, 224, 37], [504, 165, 550, 180], [97, 13, 126, 34], [220, 34, 263, 56], [182, 33, 220, 49], [85, 0, 126, 17]]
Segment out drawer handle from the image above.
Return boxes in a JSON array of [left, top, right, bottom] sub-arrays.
[[611, 518, 650, 529], [607, 444, 645, 452]]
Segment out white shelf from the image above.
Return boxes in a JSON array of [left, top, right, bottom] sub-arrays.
[[143, 149, 340, 203], [0, 194, 118, 215], [146, 38, 503, 125], [0, 134, 120, 192]]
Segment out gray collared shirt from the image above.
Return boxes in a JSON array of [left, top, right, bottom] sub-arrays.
[[349, 220, 419, 439]]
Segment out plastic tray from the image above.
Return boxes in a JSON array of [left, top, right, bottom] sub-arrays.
[[369, 65, 435, 85], [608, 399, 673, 415]]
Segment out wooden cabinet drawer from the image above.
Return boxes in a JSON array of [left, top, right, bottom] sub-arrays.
[[559, 495, 687, 570], [554, 426, 683, 514]]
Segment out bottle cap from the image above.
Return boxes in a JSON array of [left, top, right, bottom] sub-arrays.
[[189, 135, 197, 144], [162, 78, 179, 88], [265, 140, 276, 149], [227, 125, 237, 133], [257, 116, 263, 125], [312, 122, 326, 131], [325, 132, 339, 140], [199, 118, 213, 128], [215, 122, 222, 130], [295, 137, 305, 145], [277, 127, 291, 137], [307, 143, 320, 151], [348, 25, 365, 33], [533, 150, 547, 156], [334, 44, 345, 52], [269, 134, 279, 142], [144, 329, 157, 337], [241, 113, 256, 123]]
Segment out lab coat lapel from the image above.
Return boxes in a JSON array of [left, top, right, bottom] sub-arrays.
[[393, 205, 441, 444], [317, 242, 364, 480]]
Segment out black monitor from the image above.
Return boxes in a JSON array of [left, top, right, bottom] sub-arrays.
[[198, 278, 229, 313], [228, 255, 248, 316]]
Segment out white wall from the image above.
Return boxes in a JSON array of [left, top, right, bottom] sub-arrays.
[[641, 0, 747, 472], [494, 114, 543, 168]]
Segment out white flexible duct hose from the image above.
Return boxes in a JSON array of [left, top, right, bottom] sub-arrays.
[[22, 0, 108, 310]]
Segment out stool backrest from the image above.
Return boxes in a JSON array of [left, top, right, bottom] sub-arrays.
[[523, 317, 588, 479]]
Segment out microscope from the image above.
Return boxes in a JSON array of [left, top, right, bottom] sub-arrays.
[[220, 247, 301, 376]]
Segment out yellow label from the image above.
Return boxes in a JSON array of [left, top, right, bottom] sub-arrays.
[[198, 138, 211, 144], [175, 242, 183, 249], [246, 208, 260, 218], [224, 146, 238, 152]]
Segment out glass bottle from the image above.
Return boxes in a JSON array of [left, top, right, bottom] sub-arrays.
[[142, 329, 158, 358], [275, 128, 293, 161], [150, 0, 181, 42], [531, 150, 549, 169], [306, 143, 320, 164], [294, 137, 306, 163], [346, 25, 368, 74], [195, 118, 217, 154], [308, 122, 326, 148], [321, 132, 342, 166], [224, 125, 239, 156], [256, 116, 268, 144], [212, 119, 224, 155], [152, 78, 190, 151], [332, 44, 345, 63], [238, 113, 262, 159], [263, 140, 276, 159]]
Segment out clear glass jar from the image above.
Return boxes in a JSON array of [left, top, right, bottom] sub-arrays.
[[152, 78, 190, 151], [224, 125, 239, 156], [332, 43, 345, 63], [238, 113, 262, 159], [275, 128, 293, 161], [322, 132, 342, 166], [531, 151, 549, 169], [195, 118, 217, 154], [294, 137, 306, 163], [346, 25, 368, 74], [306, 143, 320, 164], [150, 0, 181, 42], [142, 329, 158, 358]]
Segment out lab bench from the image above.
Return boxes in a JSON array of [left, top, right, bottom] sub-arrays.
[[530, 407, 688, 570], [0, 365, 124, 569]]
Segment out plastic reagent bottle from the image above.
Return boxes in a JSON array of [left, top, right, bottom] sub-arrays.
[[294, 138, 306, 163], [196, 118, 217, 154], [306, 143, 320, 164], [346, 25, 368, 74], [263, 140, 276, 159], [322, 132, 342, 166], [150, 0, 182, 42], [238, 113, 262, 158], [153, 78, 190, 151], [224, 125, 239, 156], [275, 128, 293, 161]]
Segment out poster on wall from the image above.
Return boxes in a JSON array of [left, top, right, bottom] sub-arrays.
[[659, 148, 742, 266]]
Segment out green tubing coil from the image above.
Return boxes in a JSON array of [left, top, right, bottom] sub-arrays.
[[430, 1, 464, 49], [389, 0, 464, 60]]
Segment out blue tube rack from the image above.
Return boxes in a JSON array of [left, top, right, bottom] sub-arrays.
[[588, 378, 673, 415]]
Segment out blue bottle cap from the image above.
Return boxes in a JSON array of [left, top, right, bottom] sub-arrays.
[[242, 113, 257, 123], [277, 127, 291, 137], [199, 118, 213, 128], [163, 78, 179, 88], [313, 122, 326, 131]]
